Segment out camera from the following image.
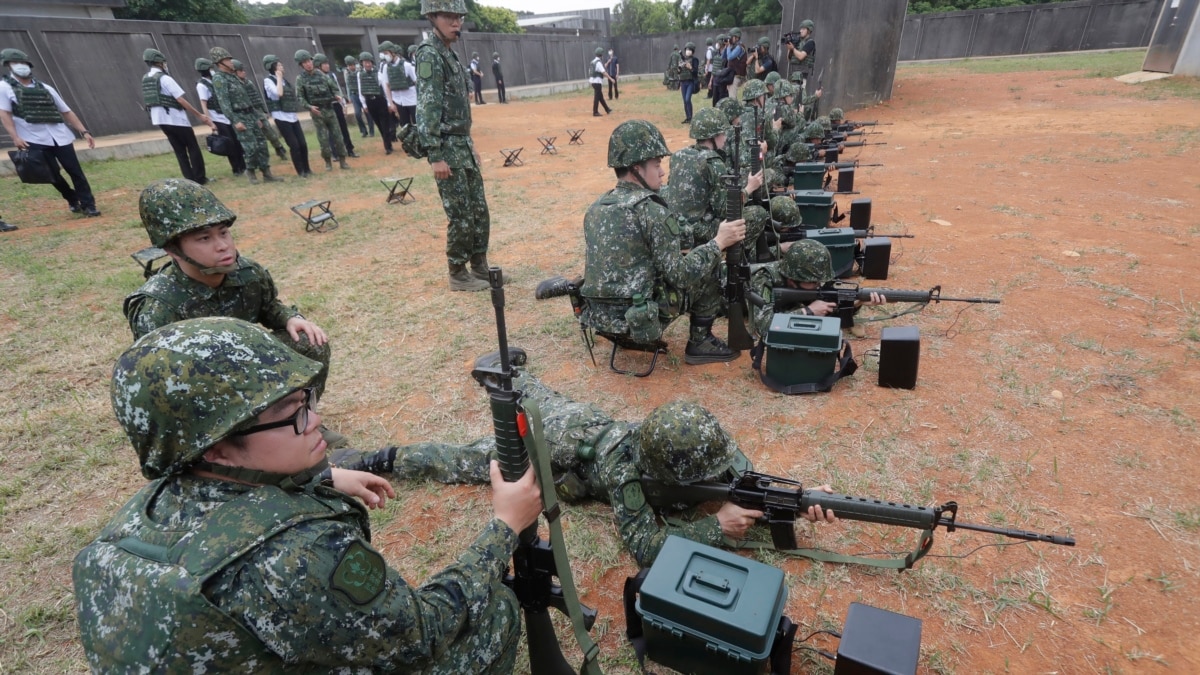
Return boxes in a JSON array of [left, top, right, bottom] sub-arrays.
[[781, 32, 801, 46]]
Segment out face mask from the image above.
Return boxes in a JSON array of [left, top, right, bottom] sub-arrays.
[[11, 63, 32, 78]]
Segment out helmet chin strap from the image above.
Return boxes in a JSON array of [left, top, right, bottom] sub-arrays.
[[177, 250, 240, 276], [630, 164, 655, 192], [194, 457, 332, 492]]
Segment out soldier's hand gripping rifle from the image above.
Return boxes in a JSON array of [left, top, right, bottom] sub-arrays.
[[472, 268, 602, 675], [770, 283, 1000, 328], [641, 471, 1074, 570], [724, 125, 754, 352]]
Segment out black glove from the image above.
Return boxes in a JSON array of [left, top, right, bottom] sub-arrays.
[[329, 446, 397, 475]]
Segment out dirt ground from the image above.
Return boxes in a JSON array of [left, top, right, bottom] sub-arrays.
[[2, 59, 1198, 673]]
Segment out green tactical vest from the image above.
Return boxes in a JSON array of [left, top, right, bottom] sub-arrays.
[[3, 76, 64, 124], [298, 70, 336, 107], [344, 69, 359, 97], [141, 72, 182, 110], [198, 77, 221, 114], [663, 146, 723, 223], [581, 187, 665, 303], [358, 68, 383, 96], [265, 75, 300, 113], [386, 59, 413, 92], [73, 479, 369, 672]]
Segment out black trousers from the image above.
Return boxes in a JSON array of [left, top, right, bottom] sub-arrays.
[[608, 77, 619, 100], [397, 104, 416, 128], [159, 124, 206, 184], [365, 95, 392, 151], [496, 79, 506, 103], [273, 119, 311, 176], [213, 120, 246, 175], [30, 140, 95, 209], [592, 83, 611, 114], [332, 103, 354, 153], [472, 75, 484, 103]]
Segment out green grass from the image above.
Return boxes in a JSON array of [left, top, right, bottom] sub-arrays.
[[900, 49, 1146, 77]]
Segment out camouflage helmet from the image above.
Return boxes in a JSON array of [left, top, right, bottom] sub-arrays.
[[818, 116, 832, 133], [143, 48, 167, 64], [764, 71, 781, 87], [757, 36, 771, 48], [194, 57, 213, 72], [638, 401, 735, 484], [608, 119, 669, 169], [789, 70, 806, 83], [344, 54, 358, 65], [771, 195, 800, 227], [595, 47, 604, 57], [776, 81, 794, 99], [729, 28, 742, 38], [112, 317, 322, 479], [830, 107, 845, 121], [689, 107, 727, 141], [780, 239, 834, 284], [231, 59, 244, 71], [139, 178, 237, 248], [744, 204, 769, 244], [716, 97, 743, 123], [313, 53, 328, 66], [358, 51, 374, 63], [263, 54, 280, 70], [785, 141, 812, 163], [294, 49, 313, 64], [407, 44, 418, 56], [800, 19, 815, 32], [420, 0, 468, 16], [209, 46, 233, 64], [741, 78, 767, 101], [1, 48, 30, 66], [803, 121, 824, 139]]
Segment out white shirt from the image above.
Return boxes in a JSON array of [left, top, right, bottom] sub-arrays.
[[196, 80, 230, 125], [263, 76, 298, 123], [145, 67, 190, 127], [381, 60, 417, 107], [705, 46, 714, 73], [0, 77, 77, 146], [589, 58, 604, 85]]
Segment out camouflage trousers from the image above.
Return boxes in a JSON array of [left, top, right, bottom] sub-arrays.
[[311, 107, 347, 161], [233, 117, 269, 172], [256, 113, 287, 154], [435, 164, 491, 265], [272, 329, 331, 402], [415, 582, 520, 675]]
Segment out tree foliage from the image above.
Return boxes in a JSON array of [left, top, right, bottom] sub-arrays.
[[237, 0, 355, 21], [344, 0, 520, 33], [118, 0, 247, 23], [612, 0, 681, 36], [908, 0, 1077, 13], [678, 0, 779, 30]]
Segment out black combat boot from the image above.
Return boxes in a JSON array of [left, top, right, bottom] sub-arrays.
[[468, 253, 504, 281], [449, 262, 489, 291], [535, 275, 583, 300], [261, 166, 282, 183], [684, 316, 739, 365]]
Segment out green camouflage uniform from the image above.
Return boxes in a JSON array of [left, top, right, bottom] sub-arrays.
[[579, 181, 724, 342], [749, 240, 846, 337], [123, 258, 331, 398], [415, 34, 491, 265], [242, 73, 288, 156], [337, 372, 750, 567], [296, 69, 346, 161], [663, 143, 729, 247], [212, 69, 269, 172]]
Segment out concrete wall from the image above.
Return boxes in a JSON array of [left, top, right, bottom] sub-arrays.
[[899, 0, 1163, 61], [0, 16, 317, 146], [458, 32, 603, 87], [0, 0, 121, 19]]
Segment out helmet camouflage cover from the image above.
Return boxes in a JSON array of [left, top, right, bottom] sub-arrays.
[[716, 97, 743, 123], [743, 204, 769, 244], [139, 178, 237, 248], [830, 107, 845, 121], [112, 317, 321, 479], [420, 0, 468, 16], [764, 71, 781, 86], [741, 78, 767, 101], [817, 115, 831, 131], [208, 46, 232, 63], [608, 119, 669, 169], [789, 70, 806, 83], [776, 81, 793, 99], [803, 121, 824, 139], [689, 107, 726, 141], [770, 195, 800, 227], [294, 49, 313, 64], [638, 401, 735, 484], [779, 239, 834, 284]]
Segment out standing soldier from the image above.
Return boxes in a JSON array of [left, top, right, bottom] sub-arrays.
[[415, 0, 497, 292], [469, 51, 485, 104], [235, 59, 289, 163], [195, 57, 245, 178], [785, 19, 817, 96], [262, 54, 312, 178], [0, 47, 100, 217], [492, 52, 506, 104], [343, 54, 373, 138], [665, 45, 680, 91], [209, 48, 278, 184], [314, 54, 358, 158], [141, 48, 214, 185], [356, 52, 391, 155], [295, 49, 349, 172]]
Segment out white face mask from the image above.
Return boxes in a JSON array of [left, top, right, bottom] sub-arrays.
[[11, 63, 32, 78]]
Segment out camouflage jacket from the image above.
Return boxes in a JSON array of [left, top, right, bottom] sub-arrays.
[[296, 69, 337, 108], [74, 475, 518, 670], [123, 257, 301, 340], [663, 144, 729, 247], [415, 35, 476, 168], [211, 70, 256, 124], [580, 181, 723, 334], [750, 262, 787, 337]]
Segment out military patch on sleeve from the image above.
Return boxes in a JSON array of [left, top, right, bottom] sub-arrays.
[[664, 213, 682, 238], [330, 540, 386, 605], [418, 61, 433, 80], [620, 482, 647, 511]]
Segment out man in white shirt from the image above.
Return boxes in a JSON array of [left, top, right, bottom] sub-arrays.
[[380, 42, 418, 132], [0, 47, 100, 217], [142, 48, 214, 184], [195, 56, 245, 177]]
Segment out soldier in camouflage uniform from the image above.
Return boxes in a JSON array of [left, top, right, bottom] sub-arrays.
[[235, 58, 290, 161], [416, 0, 496, 292], [663, 107, 763, 247], [209, 47, 278, 184], [295, 50, 349, 171], [123, 179, 334, 402], [790, 69, 824, 122], [74, 317, 539, 672], [664, 45, 680, 90], [315, 53, 359, 158], [749, 239, 885, 338], [579, 119, 747, 365], [334, 353, 837, 567]]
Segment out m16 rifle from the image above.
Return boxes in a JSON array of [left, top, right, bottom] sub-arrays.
[[763, 283, 1000, 328], [724, 124, 754, 351], [641, 471, 1074, 569], [746, 105, 768, 207], [472, 268, 602, 675], [772, 224, 915, 244]]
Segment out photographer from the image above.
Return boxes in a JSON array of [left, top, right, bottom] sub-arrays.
[[678, 42, 699, 124], [747, 36, 778, 81], [785, 19, 817, 94]]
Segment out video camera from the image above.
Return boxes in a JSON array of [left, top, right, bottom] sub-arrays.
[[781, 32, 802, 46]]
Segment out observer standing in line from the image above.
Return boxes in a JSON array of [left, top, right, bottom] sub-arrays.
[[141, 48, 215, 185], [195, 57, 245, 178], [492, 52, 507, 104], [0, 48, 100, 217], [262, 54, 312, 178], [589, 47, 614, 117], [605, 48, 619, 101]]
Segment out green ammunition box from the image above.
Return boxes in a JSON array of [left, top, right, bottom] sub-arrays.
[[791, 162, 826, 191], [764, 314, 842, 386], [803, 227, 857, 278], [637, 536, 787, 675], [791, 189, 835, 229]]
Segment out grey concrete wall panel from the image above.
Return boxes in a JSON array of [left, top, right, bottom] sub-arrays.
[[1084, 0, 1162, 48], [1174, 6, 1200, 75], [1026, 4, 1095, 53], [522, 40, 550, 85], [971, 11, 1032, 56], [899, 17, 922, 61], [781, 0, 908, 113], [1144, 0, 1199, 71], [916, 15, 978, 60]]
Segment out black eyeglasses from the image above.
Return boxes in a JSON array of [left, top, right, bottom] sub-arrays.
[[234, 388, 315, 437]]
